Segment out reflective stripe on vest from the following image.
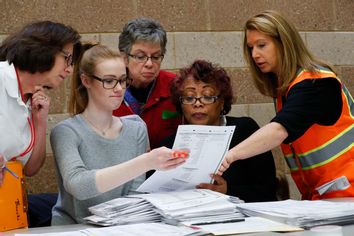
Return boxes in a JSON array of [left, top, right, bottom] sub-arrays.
[[343, 85, 354, 117], [285, 124, 354, 170]]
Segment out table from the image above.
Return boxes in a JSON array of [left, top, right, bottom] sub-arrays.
[[3, 224, 354, 236]]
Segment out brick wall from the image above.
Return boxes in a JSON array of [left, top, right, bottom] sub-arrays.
[[1, 0, 353, 199]]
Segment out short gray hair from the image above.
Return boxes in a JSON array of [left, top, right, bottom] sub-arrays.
[[119, 17, 167, 55]]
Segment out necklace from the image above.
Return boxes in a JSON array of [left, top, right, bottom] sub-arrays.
[[81, 113, 113, 136]]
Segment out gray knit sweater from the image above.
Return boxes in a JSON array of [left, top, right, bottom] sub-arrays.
[[50, 114, 148, 225]]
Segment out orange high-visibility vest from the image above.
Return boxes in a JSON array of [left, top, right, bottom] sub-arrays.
[[277, 67, 354, 200]]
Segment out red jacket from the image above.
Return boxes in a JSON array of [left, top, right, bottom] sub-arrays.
[[113, 70, 182, 149]]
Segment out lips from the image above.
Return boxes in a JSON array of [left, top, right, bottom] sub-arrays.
[[256, 62, 266, 68], [192, 112, 207, 119], [142, 72, 155, 78], [110, 95, 123, 99]]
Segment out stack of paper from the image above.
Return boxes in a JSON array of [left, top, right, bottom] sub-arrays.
[[85, 197, 161, 226], [237, 199, 354, 228], [85, 189, 244, 227], [138, 189, 244, 226]]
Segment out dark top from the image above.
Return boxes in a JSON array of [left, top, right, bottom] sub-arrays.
[[160, 116, 278, 202], [272, 78, 342, 143]]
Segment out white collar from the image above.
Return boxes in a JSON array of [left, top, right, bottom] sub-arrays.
[[2, 61, 20, 99]]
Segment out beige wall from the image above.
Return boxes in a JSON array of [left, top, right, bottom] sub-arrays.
[[1, 0, 353, 199]]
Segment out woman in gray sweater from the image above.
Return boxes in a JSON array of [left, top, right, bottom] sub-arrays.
[[50, 43, 186, 225]]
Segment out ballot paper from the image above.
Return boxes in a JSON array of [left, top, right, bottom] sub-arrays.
[[14, 222, 208, 236], [196, 216, 303, 235], [85, 189, 243, 227], [237, 199, 354, 228], [137, 125, 235, 193]]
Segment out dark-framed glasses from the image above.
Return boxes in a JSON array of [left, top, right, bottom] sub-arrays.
[[60, 50, 73, 67], [91, 75, 132, 89], [180, 95, 220, 105], [127, 53, 164, 64]]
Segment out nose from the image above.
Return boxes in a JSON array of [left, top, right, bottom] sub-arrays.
[[251, 48, 259, 59], [193, 98, 204, 107], [65, 64, 73, 74], [144, 57, 153, 67], [113, 82, 123, 92]]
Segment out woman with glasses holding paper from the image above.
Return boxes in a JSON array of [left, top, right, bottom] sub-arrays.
[[50, 43, 186, 225], [0, 20, 81, 228], [113, 17, 181, 152], [219, 10, 354, 200], [161, 59, 278, 202]]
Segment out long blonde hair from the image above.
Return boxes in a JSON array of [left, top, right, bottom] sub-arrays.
[[243, 10, 335, 97], [69, 43, 122, 115]]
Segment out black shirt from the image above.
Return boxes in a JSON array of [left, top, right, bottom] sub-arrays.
[[272, 78, 342, 143]]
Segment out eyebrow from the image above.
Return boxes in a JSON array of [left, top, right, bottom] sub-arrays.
[[100, 74, 127, 79], [131, 49, 162, 54]]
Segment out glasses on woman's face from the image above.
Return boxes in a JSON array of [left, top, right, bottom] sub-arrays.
[[127, 53, 164, 64], [91, 75, 132, 89], [180, 95, 220, 105], [60, 50, 73, 67], [60, 50, 74, 67]]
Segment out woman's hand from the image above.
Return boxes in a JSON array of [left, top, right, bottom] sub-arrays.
[[217, 151, 233, 175], [197, 174, 227, 194], [31, 89, 50, 125], [147, 147, 187, 171]]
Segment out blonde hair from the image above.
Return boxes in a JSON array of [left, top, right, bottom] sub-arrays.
[[243, 10, 335, 97], [69, 43, 122, 115]]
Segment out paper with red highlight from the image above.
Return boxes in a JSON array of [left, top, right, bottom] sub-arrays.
[[137, 125, 235, 193]]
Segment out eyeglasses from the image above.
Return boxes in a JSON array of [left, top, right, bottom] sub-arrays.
[[180, 96, 220, 105], [60, 50, 73, 67], [91, 75, 132, 89], [127, 54, 164, 64]]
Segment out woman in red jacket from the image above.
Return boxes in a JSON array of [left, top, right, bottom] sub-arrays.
[[113, 17, 181, 150]]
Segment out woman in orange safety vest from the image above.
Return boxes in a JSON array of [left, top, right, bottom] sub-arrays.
[[218, 10, 354, 200]]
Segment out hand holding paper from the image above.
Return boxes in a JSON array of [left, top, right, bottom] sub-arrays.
[[197, 174, 227, 194], [147, 147, 187, 171]]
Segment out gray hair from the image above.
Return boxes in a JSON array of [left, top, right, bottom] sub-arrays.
[[119, 17, 167, 55]]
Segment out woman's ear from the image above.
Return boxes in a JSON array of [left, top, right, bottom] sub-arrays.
[[220, 99, 225, 114], [80, 74, 91, 89]]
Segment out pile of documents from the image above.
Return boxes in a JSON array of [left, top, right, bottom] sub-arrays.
[[85, 189, 244, 227], [236, 199, 354, 228]]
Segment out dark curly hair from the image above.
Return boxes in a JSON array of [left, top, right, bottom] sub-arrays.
[[171, 60, 234, 115], [0, 20, 81, 73]]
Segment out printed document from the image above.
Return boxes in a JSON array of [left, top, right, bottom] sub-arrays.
[[137, 125, 235, 193]]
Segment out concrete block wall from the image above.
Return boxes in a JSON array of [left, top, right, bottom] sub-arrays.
[[1, 0, 353, 199]]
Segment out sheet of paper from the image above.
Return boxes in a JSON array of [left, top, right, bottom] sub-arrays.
[[14, 223, 206, 236], [237, 199, 354, 228], [82, 223, 206, 236], [137, 125, 235, 193], [196, 216, 303, 235], [135, 189, 231, 213]]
